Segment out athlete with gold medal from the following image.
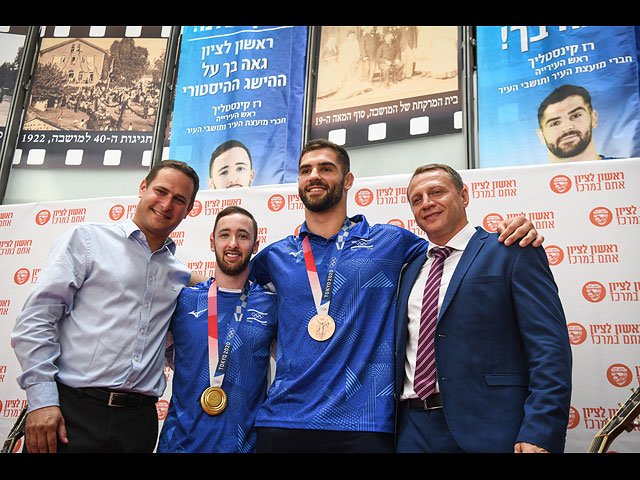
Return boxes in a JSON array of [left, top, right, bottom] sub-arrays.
[[158, 206, 277, 453], [199, 277, 248, 415]]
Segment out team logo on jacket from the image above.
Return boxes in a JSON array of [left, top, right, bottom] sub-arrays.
[[247, 308, 270, 325]]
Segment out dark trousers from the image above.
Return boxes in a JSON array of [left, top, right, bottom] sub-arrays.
[[396, 401, 465, 453], [55, 382, 159, 453], [256, 427, 394, 453]]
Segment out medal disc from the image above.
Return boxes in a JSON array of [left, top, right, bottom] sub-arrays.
[[200, 386, 227, 415], [308, 314, 335, 341]]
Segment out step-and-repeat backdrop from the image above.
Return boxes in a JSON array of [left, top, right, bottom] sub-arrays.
[[1, 157, 638, 453]]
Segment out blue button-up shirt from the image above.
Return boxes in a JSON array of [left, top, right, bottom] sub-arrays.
[[11, 219, 191, 412]]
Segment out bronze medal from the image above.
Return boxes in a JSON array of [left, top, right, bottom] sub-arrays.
[[308, 313, 335, 341], [200, 386, 227, 415]]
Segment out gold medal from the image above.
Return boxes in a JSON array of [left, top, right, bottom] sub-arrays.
[[308, 313, 335, 341], [200, 386, 227, 415]]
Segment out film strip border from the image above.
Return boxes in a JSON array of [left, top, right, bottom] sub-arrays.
[[12, 26, 173, 169], [310, 92, 463, 149], [0, 26, 31, 35], [12, 136, 160, 169], [40, 25, 172, 38]]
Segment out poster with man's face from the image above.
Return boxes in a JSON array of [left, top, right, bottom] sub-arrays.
[[477, 26, 640, 168]]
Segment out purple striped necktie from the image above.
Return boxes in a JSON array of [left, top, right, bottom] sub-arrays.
[[414, 246, 453, 401]]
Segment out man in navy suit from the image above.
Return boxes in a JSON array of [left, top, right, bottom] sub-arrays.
[[395, 164, 572, 453]]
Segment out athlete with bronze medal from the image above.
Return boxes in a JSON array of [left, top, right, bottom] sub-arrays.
[[302, 218, 352, 342], [201, 279, 250, 415]]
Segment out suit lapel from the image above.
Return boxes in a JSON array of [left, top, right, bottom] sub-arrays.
[[438, 227, 488, 321], [395, 253, 427, 352], [401, 253, 427, 294], [395, 252, 428, 394]]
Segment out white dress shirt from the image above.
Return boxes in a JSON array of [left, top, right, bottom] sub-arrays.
[[401, 222, 477, 400]]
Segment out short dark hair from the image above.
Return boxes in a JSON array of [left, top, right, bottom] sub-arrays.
[[213, 205, 259, 242], [407, 163, 464, 200], [299, 139, 350, 174], [145, 160, 199, 206], [209, 140, 252, 174], [537, 84, 593, 127]]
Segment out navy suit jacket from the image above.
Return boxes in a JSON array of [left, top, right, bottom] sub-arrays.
[[394, 227, 572, 453]]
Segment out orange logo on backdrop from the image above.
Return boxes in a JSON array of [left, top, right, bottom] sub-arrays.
[[156, 400, 169, 420], [589, 207, 613, 227], [188, 200, 202, 217], [549, 175, 572, 194], [544, 245, 564, 266], [268, 194, 285, 212], [482, 213, 503, 232], [607, 364, 633, 388], [355, 188, 374, 207], [109, 205, 125, 221], [13, 268, 30, 285], [35, 210, 51, 226], [567, 406, 580, 429], [582, 281, 606, 303], [567, 323, 587, 345]]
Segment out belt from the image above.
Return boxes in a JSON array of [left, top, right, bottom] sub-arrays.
[[403, 393, 442, 411], [58, 382, 157, 408]]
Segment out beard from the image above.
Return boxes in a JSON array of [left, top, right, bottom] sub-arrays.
[[547, 129, 592, 159], [299, 178, 345, 212], [215, 249, 251, 276]]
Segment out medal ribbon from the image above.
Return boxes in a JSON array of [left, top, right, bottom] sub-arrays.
[[207, 279, 249, 388], [301, 217, 352, 316]]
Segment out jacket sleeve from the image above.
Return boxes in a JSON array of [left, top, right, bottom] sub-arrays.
[[511, 244, 572, 453]]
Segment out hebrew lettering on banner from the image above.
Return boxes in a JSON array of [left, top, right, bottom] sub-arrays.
[[169, 26, 308, 191], [0, 158, 638, 453], [477, 26, 640, 168]]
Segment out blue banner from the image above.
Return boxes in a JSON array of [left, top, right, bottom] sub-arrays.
[[477, 26, 640, 168], [169, 26, 307, 190]]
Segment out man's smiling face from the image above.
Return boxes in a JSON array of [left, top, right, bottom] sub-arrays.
[[134, 167, 194, 245], [408, 168, 469, 246]]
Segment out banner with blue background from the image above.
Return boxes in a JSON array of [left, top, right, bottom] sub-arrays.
[[169, 26, 308, 190], [477, 26, 640, 168]]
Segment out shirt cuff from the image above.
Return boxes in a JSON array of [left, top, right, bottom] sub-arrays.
[[25, 382, 60, 412]]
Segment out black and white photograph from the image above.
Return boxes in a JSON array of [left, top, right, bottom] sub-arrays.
[[310, 26, 461, 148], [0, 31, 26, 132], [23, 36, 167, 133]]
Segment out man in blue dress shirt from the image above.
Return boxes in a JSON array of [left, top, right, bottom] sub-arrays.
[[157, 206, 277, 453], [11, 160, 199, 453]]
